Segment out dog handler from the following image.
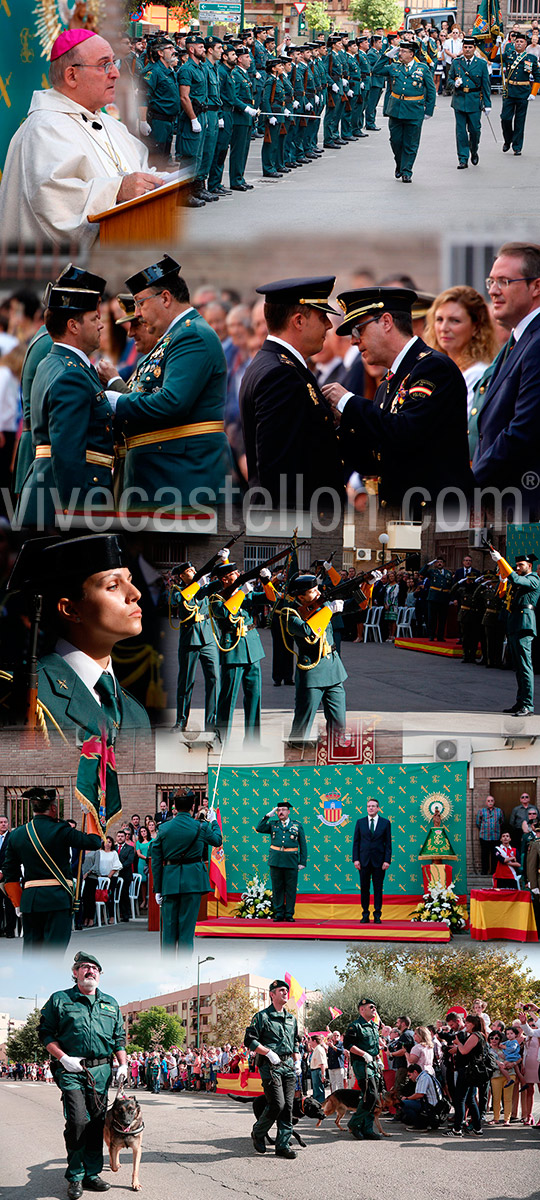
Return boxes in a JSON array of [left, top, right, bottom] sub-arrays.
[[343, 997, 382, 1140], [39, 951, 128, 1198], [245, 978, 300, 1159]]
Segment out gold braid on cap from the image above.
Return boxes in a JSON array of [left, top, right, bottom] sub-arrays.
[[339, 301, 385, 320], [298, 298, 332, 306]]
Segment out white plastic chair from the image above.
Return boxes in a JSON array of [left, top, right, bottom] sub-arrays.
[[396, 608, 414, 639], [129, 873, 142, 919], [363, 606, 383, 643], [113, 877, 124, 925], [94, 876, 111, 927]]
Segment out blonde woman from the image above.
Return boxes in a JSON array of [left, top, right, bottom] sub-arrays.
[[425, 286, 498, 418], [407, 1027, 434, 1074]]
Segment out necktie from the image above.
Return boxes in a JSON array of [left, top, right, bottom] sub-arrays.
[[502, 332, 516, 362], [370, 818, 375, 835], [95, 671, 121, 735]]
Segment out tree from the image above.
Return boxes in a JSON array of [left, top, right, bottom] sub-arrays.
[[6, 1010, 48, 1064], [347, 0, 403, 31], [213, 979, 259, 1047], [306, 968, 439, 1033], [337, 946, 540, 1022], [128, 1007, 185, 1053], [305, 3, 331, 34]]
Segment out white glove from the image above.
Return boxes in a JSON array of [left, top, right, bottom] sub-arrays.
[[348, 89, 354, 98], [484, 105, 492, 111], [218, 548, 229, 560], [15, 906, 21, 917], [306, 102, 313, 111], [266, 1049, 281, 1065], [191, 118, 202, 133], [260, 567, 272, 580], [454, 76, 463, 87], [116, 1064, 129, 1084], [342, 78, 348, 87], [139, 120, 152, 137], [269, 116, 277, 125], [245, 106, 258, 116], [59, 1055, 84, 1073], [529, 93, 536, 100], [293, 100, 300, 109], [332, 83, 339, 93], [315, 94, 320, 103], [328, 600, 344, 614], [362, 1051, 373, 1063], [155, 893, 163, 907], [490, 549, 502, 562], [256, 72, 262, 79], [218, 118, 225, 128], [371, 570, 383, 582], [283, 108, 291, 117], [267, 807, 278, 816], [323, 561, 333, 571], [533, 888, 540, 895], [207, 806, 217, 821], [425, 113, 433, 119]]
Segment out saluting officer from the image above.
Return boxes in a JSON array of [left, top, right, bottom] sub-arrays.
[[150, 788, 222, 950], [140, 36, 181, 161], [256, 801, 307, 922], [501, 30, 540, 155], [274, 571, 347, 741], [423, 557, 454, 642], [381, 38, 436, 182], [343, 998, 382, 1140], [2, 788, 101, 951], [245, 979, 300, 1158], [39, 951, 127, 1197], [447, 36, 491, 169], [171, 555, 226, 732], [491, 549, 540, 715]]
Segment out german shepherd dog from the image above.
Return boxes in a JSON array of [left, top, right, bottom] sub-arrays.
[[229, 1093, 324, 1146], [317, 1088, 392, 1136], [104, 1091, 145, 1190]]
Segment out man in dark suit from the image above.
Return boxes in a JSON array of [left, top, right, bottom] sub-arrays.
[[155, 799, 171, 825], [472, 242, 540, 519], [239, 276, 345, 509], [324, 287, 474, 514], [0, 814, 16, 937], [115, 830, 135, 922], [453, 555, 479, 585], [352, 798, 392, 923]]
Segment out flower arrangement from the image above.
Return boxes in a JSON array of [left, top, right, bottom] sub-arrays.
[[411, 882, 467, 932], [236, 876, 274, 919]]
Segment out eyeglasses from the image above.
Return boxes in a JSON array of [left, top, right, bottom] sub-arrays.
[[72, 58, 121, 74], [351, 316, 380, 338], [485, 276, 536, 291], [134, 290, 164, 309]]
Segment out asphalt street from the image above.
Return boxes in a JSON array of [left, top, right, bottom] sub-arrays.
[[2, 1082, 539, 1200], [184, 93, 540, 243], [160, 624, 537, 717]]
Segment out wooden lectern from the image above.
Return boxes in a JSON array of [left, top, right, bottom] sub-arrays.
[[88, 176, 192, 244]]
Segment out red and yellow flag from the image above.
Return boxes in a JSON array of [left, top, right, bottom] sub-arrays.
[[209, 806, 227, 904]]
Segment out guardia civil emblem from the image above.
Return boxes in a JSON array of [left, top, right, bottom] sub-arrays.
[[34, 1, 104, 59]]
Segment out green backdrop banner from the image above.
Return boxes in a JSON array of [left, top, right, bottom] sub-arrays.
[[210, 763, 468, 896], [0, 1, 51, 175], [506, 522, 540, 565]]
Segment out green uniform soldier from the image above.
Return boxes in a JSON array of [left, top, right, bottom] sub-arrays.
[[150, 788, 222, 950], [450, 574, 482, 663], [341, 40, 361, 140], [252, 28, 268, 125], [502, 32, 540, 155], [382, 39, 436, 182], [2, 533, 150, 740], [39, 951, 127, 1197], [285, 49, 307, 165], [448, 37, 491, 168], [423, 558, 454, 642], [353, 35, 372, 137], [492, 549, 540, 715], [199, 38, 224, 198], [140, 37, 180, 159], [245, 978, 300, 1158], [1, 787, 101, 952], [262, 59, 287, 177], [478, 577, 505, 669], [323, 35, 346, 147], [343, 998, 382, 1139], [230, 48, 258, 190], [310, 45, 327, 152], [208, 44, 237, 195], [171, 557, 223, 731], [116, 255, 230, 513], [16, 271, 113, 530], [178, 34, 210, 197], [13, 324, 52, 495], [209, 562, 266, 741], [275, 572, 347, 742], [280, 61, 296, 169], [256, 801, 307, 922]]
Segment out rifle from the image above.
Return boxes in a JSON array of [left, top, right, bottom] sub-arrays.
[[218, 542, 309, 613], [174, 530, 244, 601]]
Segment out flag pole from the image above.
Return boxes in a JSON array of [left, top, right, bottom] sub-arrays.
[[211, 737, 226, 917], [73, 812, 86, 920]]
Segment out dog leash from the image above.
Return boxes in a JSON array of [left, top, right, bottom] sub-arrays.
[[109, 1077, 146, 1135]]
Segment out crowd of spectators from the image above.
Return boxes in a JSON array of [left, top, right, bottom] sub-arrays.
[[475, 791, 540, 884]]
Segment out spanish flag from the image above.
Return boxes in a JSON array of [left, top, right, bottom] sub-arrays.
[[285, 972, 306, 1007], [209, 806, 227, 904], [329, 1006, 343, 1020]]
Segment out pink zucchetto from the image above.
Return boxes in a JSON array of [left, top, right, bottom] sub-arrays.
[[50, 29, 97, 61]]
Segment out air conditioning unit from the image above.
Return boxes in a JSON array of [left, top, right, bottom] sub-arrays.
[[434, 738, 470, 763], [468, 527, 494, 549], [376, 549, 387, 561], [355, 547, 372, 562]]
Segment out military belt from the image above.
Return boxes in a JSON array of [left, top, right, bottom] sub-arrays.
[[207, 104, 221, 111], [149, 109, 176, 121], [84, 1055, 111, 1067], [24, 877, 68, 889], [390, 93, 423, 100], [35, 446, 114, 469], [125, 421, 224, 451], [271, 846, 298, 852]]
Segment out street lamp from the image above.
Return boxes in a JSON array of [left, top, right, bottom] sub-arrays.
[[378, 532, 389, 569], [18, 994, 38, 1011], [196, 956, 214, 1050]]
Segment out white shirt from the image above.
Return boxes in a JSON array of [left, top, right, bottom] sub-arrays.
[[54, 344, 94, 369], [55, 637, 117, 708], [266, 334, 308, 369], [513, 307, 540, 342], [367, 813, 379, 831]]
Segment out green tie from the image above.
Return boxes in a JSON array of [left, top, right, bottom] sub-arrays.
[[95, 671, 121, 736], [370, 818, 375, 835]]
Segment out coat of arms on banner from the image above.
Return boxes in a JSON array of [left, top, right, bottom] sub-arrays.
[[316, 789, 350, 828]]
